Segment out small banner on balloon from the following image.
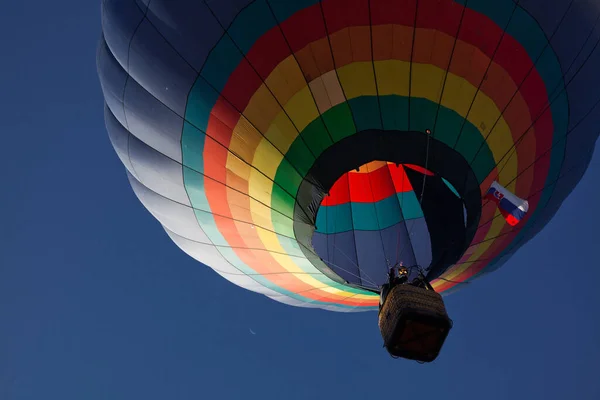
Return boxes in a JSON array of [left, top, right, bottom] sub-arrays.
[[485, 181, 529, 226]]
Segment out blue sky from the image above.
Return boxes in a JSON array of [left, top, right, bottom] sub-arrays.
[[2, 1, 600, 399]]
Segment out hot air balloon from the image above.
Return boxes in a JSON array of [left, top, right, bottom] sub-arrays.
[[97, 0, 600, 361]]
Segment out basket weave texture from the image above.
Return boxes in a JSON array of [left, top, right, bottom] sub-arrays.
[[378, 284, 451, 360]]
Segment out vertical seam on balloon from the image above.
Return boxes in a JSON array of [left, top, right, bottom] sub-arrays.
[[431, 1, 469, 137], [331, 192, 339, 278], [410, 2, 469, 256], [368, 0, 385, 130], [388, 164, 408, 266], [396, 168, 419, 268], [451, 0, 520, 150], [408, 0, 420, 130], [122, 2, 152, 197], [318, 0, 359, 131], [364, 164, 393, 272], [121, 0, 152, 132], [345, 172, 363, 286], [466, 0, 576, 167], [325, 191, 330, 268], [264, 0, 336, 147]]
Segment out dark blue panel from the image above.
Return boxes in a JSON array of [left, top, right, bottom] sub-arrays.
[[135, 0, 149, 9], [312, 231, 361, 285], [128, 19, 198, 116], [313, 217, 434, 288], [405, 219, 433, 271], [520, 0, 574, 41], [204, 0, 255, 28], [146, 0, 225, 70], [563, 46, 600, 128], [378, 223, 411, 269], [354, 230, 390, 287], [562, 19, 600, 84]]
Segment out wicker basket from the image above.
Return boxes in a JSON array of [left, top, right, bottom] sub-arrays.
[[378, 284, 452, 362]]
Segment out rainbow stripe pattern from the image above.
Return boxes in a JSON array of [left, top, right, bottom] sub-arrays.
[[98, 0, 600, 311]]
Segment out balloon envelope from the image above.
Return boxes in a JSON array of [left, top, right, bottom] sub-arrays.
[[98, 0, 600, 311]]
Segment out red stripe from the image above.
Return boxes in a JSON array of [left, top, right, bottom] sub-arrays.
[[321, 0, 370, 33], [207, 97, 239, 147], [388, 164, 413, 192], [365, 163, 397, 202], [220, 58, 264, 112], [279, 5, 328, 52], [371, 0, 416, 25], [322, 164, 418, 206], [246, 27, 291, 80], [348, 170, 376, 203], [404, 164, 435, 176], [322, 173, 350, 206]]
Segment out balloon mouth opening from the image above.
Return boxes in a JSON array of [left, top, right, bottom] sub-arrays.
[[291, 129, 482, 292]]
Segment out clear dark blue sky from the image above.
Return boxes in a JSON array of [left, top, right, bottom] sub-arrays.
[[2, 2, 600, 399]]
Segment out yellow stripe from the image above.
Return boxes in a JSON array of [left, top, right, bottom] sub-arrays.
[[337, 62, 378, 98], [284, 86, 320, 132], [264, 56, 307, 105], [375, 61, 410, 96]]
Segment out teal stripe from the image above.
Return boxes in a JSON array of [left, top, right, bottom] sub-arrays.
[[184, 168, 211, 212], [398, 191, 424, 220], [185, 80, 220, 132], [199, 35, 244, 92], [268, 0, 320, 21], [315, 202, 353, 233], [380, 96, 409, 131], [181, 122, 206, 172], [348, 96, 383, 132], [227, 0, 275, 54], [442, 178, 460, 197], [315, 190, 424, 234]]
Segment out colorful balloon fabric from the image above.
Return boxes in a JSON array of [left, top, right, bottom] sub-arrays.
[[98, 0, 600, 311]]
